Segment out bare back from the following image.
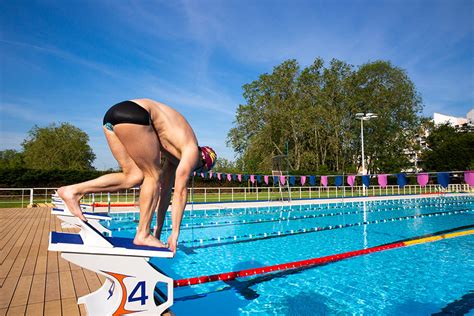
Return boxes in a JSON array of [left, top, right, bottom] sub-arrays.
[[132, 99, 199, 162]]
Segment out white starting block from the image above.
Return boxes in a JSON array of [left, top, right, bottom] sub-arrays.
[[51, 207, 112, 236], [48, 219, 174, 315]]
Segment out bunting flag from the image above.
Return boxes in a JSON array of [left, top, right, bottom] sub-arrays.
[[280, 176, 286, 185], [193, 171, 197, 177], [417, 173, 429, 187], [244, 174, 249, 181], [464, 170, 474, 186], [217, 173, 222, 180], [309, 176, 316, 186], [334, 175, 343, 187], [397, 173, 407, 188], [264, 175, 269, 185], [257, 175, 262, 183], [250, 175, 255, 184], [437, 172, 450, 189], [321, 176, 328, 187], [289, 176, 296, 186], [378, 174, 388, 188], [347, 175, 356, 187], [201, 172, 205, 178], [301, 176, 307, 186], [227, 173, 232, 181], [362, 175, 370, 188], [233, 174, 238, 181], [209, 171, 213, 179], [237, 174, 242, 182], [273, 176, 278, 184]]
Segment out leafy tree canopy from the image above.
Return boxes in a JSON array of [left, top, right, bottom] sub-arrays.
[[22, 122, 96, 170], [227, 58, 422, 174], [0, 149, 24, 169], [421, 124, 474, 171]]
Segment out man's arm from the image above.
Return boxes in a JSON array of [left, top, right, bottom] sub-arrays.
[[167, 149, 198, 253]]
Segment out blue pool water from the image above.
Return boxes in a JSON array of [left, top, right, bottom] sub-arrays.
[[107, 196, 474, 315]]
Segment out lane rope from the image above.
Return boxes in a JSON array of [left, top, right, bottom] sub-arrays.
[[178, 208, 472, 248], [174, 228, 474, 287]]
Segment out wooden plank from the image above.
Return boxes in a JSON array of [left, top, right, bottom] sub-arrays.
[[0, 277, 18, 309], [6, 305, 26, 315], [7, 214, 41, 278], [79, 304, 87, 316], [26, 302, 44, 316], [22, 216, 48, 277], [0, 308, 6, 316], [0, 209, 38, 277], [61, 298, 80, 316], [83, 269, 102, 293], [59, 270, 75, 299], [44, 273, 60, 302], [71, 270, 90, 298], [0, 209, 37, 263], [9, 275, 33, 307], [34, 212, 51, 276], [0, 209, 36, 248], [28, 274, 46, 305], [44, 300, 61, 316]]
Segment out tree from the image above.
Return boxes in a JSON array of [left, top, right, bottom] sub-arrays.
[[0, 149, 24, 169], [421, 124, 474, 171], [227, 58, 423, 174], [22, 123, 96, 170]]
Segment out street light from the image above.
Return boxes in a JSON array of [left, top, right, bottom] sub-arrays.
[[355, 112, 377, 195]]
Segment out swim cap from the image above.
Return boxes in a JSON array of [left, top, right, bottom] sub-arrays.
[[198, 146, 217, 172]]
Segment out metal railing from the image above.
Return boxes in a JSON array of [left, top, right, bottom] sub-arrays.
[[0, 184, 472, 208]]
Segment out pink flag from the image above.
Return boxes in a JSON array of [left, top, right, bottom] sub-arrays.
[[321, 176, 328, 187], [250, 175, 255, 184], [209, 171, 213, 179], [465, 170, 474, 186], [347, 175, 356, 187], [280, 176, 286, 185], [217, 173, 221, 180], [193, 171, 196, 177], [301, 176, 306, 186], [378, 174, 388, 188], [227, 174, 232, 181], [264, 175, 269, 185], [201, 173, 205, 178], [417, 173, 429, 187], [237, 174, 242, 182]]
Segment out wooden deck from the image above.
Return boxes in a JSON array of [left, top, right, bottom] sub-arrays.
[[1, 207, 108, 315]]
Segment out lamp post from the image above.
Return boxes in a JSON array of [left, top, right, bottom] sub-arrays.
[[355, 112, 377, 195]]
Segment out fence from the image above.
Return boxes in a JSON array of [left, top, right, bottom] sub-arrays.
[[0, 184, 472, 208]]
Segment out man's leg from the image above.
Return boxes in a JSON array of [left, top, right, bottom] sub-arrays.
[[154, 159, 176, 239], [113, 123, 166, 248], [58, 127, 144, 221]]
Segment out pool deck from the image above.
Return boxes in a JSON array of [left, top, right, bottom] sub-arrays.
[[0, 207, 175, 316]]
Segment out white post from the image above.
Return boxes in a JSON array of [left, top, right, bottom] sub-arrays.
[[29, 188, 34, 207]]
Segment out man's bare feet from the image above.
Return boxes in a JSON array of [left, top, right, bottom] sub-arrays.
[[134, 233, 167, 248], [57, 186, 87, 221]]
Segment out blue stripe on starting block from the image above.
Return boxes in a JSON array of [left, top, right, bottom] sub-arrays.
[[106, 236, 172, 252], [51, 232, 84, 245]]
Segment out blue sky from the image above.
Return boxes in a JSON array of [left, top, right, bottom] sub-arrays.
[[1, 0, 473, 169]]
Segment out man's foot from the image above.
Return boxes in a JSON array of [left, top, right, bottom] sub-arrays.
[[134, 233, 167, 248], [57, 186, 87, 221]]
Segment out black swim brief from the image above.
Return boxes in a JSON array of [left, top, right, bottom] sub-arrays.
[[103, 100, 150, 131]]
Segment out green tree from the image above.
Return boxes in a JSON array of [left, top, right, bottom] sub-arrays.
[[22, 123, 96, 170], [350, 60, 422, 173], [421, 124, 474, 171], [0, 149, 24, 169], [227, 58, 422, 174]]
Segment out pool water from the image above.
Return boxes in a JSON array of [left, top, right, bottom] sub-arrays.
[[107, 196, 474, 315]]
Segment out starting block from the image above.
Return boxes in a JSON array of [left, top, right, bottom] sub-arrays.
[[51, 194, 110, 235], [48, 219, 174, 315]]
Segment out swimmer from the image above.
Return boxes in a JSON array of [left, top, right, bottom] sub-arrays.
[[58, 99, 216, 254]]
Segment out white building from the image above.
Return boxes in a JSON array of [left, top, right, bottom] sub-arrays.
[[433, 111, 473, 127]]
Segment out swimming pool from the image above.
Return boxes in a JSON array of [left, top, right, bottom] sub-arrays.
[[107, 195, 474, 315]]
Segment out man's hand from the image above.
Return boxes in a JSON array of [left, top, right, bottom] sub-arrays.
[[167, 231, 179, 255]]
